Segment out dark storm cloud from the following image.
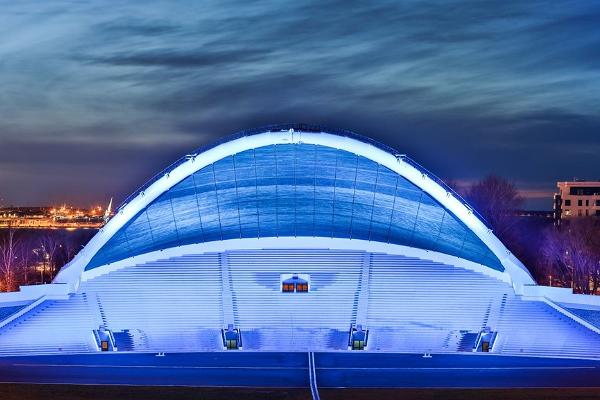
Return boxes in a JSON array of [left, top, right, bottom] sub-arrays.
[[0, 0, 599, 209], [94, 18, 181, 37], [79, 48, 271, 68]]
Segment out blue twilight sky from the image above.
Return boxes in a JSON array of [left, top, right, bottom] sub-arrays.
[[0, 1, 599, 210]]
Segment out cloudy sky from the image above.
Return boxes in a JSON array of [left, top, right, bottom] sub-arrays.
[[1, 1, 599, 209]]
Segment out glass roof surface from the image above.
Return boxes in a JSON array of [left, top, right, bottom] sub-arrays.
[[86, 143, 503, 272]]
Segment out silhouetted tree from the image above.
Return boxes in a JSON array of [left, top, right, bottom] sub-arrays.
[[39, 233, 59, 283], [539, 219, 600, 294], [16, 235, 34, 286], [61, 231, 79, 263], [459, 175, 558, 283], [0, 229, 95, 289], [0, 227, 20, 292], [463, 175, 524, 239]]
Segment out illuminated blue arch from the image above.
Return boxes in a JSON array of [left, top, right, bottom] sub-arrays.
[[54, 124, 535, 286]]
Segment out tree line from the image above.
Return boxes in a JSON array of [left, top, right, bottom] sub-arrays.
[[0, 229, 95, 292], [459, 176, 600, 295]]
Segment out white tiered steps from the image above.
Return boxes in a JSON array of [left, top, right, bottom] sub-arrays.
[[364, 254, 600, 356], [1, 248, 600, 358], [495, 298, 600, 359], [0, 296, 96, 356], [366, 254, 510, 353], [226, 249, 364, 350], [80, 254, 225, 352]]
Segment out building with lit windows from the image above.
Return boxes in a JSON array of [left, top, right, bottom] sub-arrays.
[[1, 125, 600, 358], [554, 180, 600, 222]]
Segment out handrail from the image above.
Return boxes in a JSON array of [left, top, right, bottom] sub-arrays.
[[0, 296, 45, 331]]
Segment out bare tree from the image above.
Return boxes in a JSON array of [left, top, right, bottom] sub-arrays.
[[0, 227, 21, 292], [463, 175, 524, 238], [459, 175, 559, 283], [0, 229, 94, 288], [16, 235, 34, 285], [61, 233, 78, 263], [39, 233, 60, 283], [539, 219, 600, 294]]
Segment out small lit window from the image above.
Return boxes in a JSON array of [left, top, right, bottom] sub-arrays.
[[296, 283, 309, 292], [222, 325, 241, 350], [353, 340, 365, 350], [349, 325, 368, 350], [281, 274, 310, 293], [282, 283, 295, 292], [482, 341, 490, 352]]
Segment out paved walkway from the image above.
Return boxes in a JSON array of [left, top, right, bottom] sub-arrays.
[[0, 352, 598, 389]]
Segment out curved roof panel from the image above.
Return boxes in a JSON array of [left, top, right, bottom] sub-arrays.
[[86, 143, 503, 271]]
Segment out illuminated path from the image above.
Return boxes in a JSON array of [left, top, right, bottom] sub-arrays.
[[0, 353, 599, 389]]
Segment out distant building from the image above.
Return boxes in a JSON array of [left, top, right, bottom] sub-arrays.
[[554, 180, 600, 223], [0, 206, 107, 229]]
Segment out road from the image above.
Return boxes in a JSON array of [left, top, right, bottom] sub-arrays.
[[0, 352, 599, 389]]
